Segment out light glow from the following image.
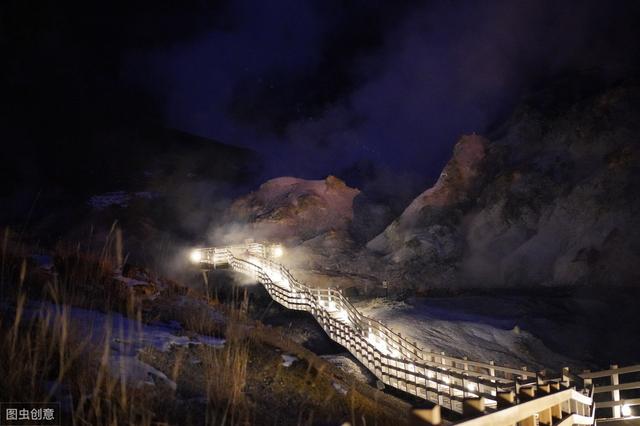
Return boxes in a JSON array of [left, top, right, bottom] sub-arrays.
[[335, 308, 350, 323], [622, 404, 632, 417], [258, 258, 291, 289], [273, 246, 284, 258], [190, 249, 202, 263], [367, 332, 400, 357]]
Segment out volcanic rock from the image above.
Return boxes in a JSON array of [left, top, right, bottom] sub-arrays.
[[368, 83, 640, 290], [228, 175, 360, 242]]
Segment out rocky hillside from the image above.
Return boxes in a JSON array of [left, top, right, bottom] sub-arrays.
[[368, 83, 640, 290], [228, 176, 360, 242]]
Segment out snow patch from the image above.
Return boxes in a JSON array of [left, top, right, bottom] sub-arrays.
[[110, 355, 177, 390], [191, 335, 226, 348], [27, 302, 225, 388], [355, 296, 580, 371], [332, 381, 348, 395], [281, 354, 298, 367], [115, 275, 151, 288]]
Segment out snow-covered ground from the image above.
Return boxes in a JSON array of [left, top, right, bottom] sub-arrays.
[[281, 354, 298, 367], [28, 302, 225, 389], [355, 296, 585, 372]]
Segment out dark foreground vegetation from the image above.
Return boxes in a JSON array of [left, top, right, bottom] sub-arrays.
[[0, 227, 409, 425]]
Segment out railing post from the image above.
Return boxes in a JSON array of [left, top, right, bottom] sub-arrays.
[[550, 382, 562, 421], [201, 270, 210, 300], [570, 397, 578, 416], [561, 367, 571, 388], [610, 364, 621, 418], [518, 386, 536, 426], [537, 384, 552, 426]]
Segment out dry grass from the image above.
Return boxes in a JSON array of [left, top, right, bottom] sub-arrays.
[[244, 322, 410, 426], [1, 226, 410, 425], [202, 327, 251, 424], [0, 226, 160, 425], [0, 298, 161, 425]]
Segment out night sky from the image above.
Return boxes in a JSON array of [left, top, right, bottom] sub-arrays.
[[3, 0, 640, 189]]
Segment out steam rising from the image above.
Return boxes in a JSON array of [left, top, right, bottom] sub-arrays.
[[128, 0, 640, 186]]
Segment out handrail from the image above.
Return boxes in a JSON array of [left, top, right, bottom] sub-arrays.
[[232, 249, 535, 376], [580, 364, 640, 420], [454, 388, 594, 426], [194, 243, 548, 414], [198, 243, 640, 425], [579, 364, 640, 379]]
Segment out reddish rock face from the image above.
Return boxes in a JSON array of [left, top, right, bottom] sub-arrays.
[[399, 134, 488, 227], [367, 85, 640, 290], [228, 175, 360, 241]]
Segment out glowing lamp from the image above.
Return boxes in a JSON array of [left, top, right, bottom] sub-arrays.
[[190, 249, 202, 263], [622, 404, 632, 417], [273, 246, 284, 258]]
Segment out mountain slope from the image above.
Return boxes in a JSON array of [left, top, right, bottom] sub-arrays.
[[368, 83, 640, 290]]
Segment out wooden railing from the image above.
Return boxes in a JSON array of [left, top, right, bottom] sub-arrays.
[[412, 384, 595, 426], [195, 242, 639, 424], [412, 366, 640, 425], [195, 243, 538, 414], [580, 364, 640, 420]]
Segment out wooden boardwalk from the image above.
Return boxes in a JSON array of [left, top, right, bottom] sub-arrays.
[[192, 241, 640, 425]]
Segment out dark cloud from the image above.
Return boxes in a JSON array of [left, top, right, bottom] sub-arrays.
[[122, 1, 418, 177], [125, 0, 640, 192], [277, 0, 640, 180], [4, 0, 640, 194]]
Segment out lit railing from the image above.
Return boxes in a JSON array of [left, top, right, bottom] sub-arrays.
[[580, 364, 640, 420], [191, 242, 640, 425], [420, 384, 596, 426], [192, 242, 542, 414]]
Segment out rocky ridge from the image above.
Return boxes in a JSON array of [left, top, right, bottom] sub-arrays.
[[368, 83, 640, 290], [225, 83, 640, 292]]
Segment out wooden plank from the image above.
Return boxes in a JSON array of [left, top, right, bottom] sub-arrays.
[[579, 365, 640, 379], [594, 380, 640, 393], [556, 413, 595, 426], [454, 389, 590, 426], [595, 397, 640, 409], [218, 242, 548, 416]]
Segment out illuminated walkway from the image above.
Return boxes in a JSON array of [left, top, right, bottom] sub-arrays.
[[191, 241, 639, 425]]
